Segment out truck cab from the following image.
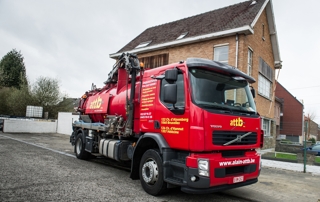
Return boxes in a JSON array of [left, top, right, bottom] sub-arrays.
[[131, 58, 262, 194]]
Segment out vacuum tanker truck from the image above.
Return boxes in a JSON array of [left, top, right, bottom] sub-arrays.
[[70, 53, 263, 195]]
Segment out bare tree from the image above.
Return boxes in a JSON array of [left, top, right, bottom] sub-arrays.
[[32, 76, 71, 118], [305, 111, 317, 140]]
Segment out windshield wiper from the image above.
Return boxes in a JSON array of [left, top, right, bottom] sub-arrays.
[[230, 108, 256, 115], [197, 103, 233, 113]]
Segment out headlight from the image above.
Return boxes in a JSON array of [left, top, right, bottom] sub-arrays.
[[259, 154, 262, 170], [198, 159, 209, 177]]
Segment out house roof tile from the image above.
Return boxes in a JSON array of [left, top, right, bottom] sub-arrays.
[[116, 0, 266, 53]]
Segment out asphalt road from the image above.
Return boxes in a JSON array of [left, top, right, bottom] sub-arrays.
[[0, 133, 251, 202], [1, 133, 319, 202]]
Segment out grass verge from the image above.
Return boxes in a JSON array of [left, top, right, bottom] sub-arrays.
[[275, 152, 297, 160], [315, 156, 320, 163]]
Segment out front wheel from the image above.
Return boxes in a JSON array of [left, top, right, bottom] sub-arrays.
[[74, 133, 90, 160], [139, 149, 167, 196]]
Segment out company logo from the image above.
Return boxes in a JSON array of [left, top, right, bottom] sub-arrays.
[[230, 117, 245, 127], [210, 125, 222, 128], [89, 96, 103, 109]]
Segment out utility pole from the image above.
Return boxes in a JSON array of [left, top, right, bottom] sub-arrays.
[[303, 124, 307, 173], [303, 116, 309, 173]]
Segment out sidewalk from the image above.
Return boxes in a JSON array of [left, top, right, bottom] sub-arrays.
[[259, 148, 320, 176]]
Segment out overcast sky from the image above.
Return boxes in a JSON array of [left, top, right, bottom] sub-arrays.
[[1, 0, 320, 123]]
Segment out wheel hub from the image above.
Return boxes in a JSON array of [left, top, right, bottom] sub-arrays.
[[142, 159, 158, 184], [76, 138, 82, 155]]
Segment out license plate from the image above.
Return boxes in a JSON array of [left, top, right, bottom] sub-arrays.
[[233, 176, 244, 183]]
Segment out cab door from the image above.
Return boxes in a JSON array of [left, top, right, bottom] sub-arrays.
[[153, 70, 189, 150]]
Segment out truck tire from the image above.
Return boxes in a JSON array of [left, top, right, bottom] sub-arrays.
[[75, 133, 90, 160], [139, 149, 167, 196]]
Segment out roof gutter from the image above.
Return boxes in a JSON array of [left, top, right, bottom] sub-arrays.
[[109, 25, 254, 59]]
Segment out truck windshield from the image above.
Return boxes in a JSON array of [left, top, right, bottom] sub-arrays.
[[189, 68, 257, 114]]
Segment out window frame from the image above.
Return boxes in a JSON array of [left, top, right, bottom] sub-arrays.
[[258, 58, 273, 99], [258, 74, 272, 99], [261, 118, 271, 136], [213, 45, 229, 64]]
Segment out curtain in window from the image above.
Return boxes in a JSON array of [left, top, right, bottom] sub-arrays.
[[139, 54, 169, 69]]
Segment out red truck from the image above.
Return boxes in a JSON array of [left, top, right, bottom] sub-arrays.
[[70, 53, 263, 195]]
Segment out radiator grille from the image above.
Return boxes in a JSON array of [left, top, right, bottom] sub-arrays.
[[213, 131, 257, 145]]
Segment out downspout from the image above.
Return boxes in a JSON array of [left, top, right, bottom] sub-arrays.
[[234, 34, 239, 100], [235, 34, 239, 68]]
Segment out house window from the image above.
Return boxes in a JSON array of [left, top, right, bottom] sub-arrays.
[[139, 54, 169, 69], [214, 45, 229, 64], [176, 32, 188, 40], [135, 41, 152, 49], [258, 58, 273, 99], [262, 118, 271, 136], [247, 48, 253, 76], [258, 74, 271, 98]]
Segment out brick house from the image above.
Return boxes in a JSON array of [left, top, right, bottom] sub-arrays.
[[304, 116, 319, 142], [275, 82, 304, 143], [274, 97, 283, 138], [110, 0, 282, 148]]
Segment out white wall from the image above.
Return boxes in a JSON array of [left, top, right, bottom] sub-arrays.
[[2, 113, 79, 134], [57, 112, 79, 135], [3, 119, 57, 133]]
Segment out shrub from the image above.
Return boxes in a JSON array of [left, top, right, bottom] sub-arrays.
[[308, 138, 316, 144]]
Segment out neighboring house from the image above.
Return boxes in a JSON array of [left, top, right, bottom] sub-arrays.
[[110, 0, 282, 149], [275, 82, 304, 143], [304, 116, 318, 141], [274, 97, 283, 138]]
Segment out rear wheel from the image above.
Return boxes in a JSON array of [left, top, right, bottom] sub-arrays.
[[139, 149, 167, 196], [74, 133, 90, 160]]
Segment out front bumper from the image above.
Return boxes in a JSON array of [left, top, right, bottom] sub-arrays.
[[181, 178, 258, 194], [183, 151, 260, 190], [163, 149, 260, 193]]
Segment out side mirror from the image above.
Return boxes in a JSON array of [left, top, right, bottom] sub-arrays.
[[163, 84, 177, 104], [165, 69, 178, 83], [250, 86, 256, 98]]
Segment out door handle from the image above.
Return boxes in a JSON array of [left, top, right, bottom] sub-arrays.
[[154, 120, 160, 129]]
